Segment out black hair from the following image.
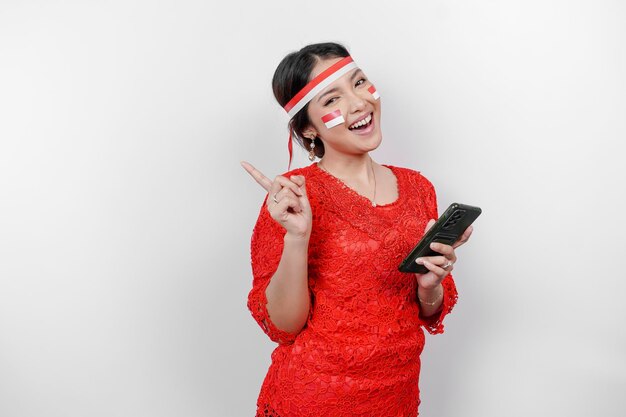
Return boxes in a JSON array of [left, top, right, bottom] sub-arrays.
[[272, 42, 350, 159]]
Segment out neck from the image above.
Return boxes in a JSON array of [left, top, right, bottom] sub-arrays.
[[318, 152, 376, 183]]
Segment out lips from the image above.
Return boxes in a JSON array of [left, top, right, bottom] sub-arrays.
[[348, 112, 375, 135], [348, 113, 372, 129], [348, 112, 373, 130]]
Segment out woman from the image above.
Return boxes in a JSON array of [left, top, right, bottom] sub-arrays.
[[241, 42, 473, 417]]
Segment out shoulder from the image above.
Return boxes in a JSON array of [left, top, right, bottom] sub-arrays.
[[384, 164, 435, 191], [276, 163, 327, 192], [386, 164, 440, 215], [277, 164, 316, 180]]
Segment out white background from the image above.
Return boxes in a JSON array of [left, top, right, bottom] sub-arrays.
[[1, 1, 625, 416]]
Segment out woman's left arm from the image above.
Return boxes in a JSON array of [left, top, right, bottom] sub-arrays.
[[413, 175, 474, 332], [414, 220, 473, 333], [415, 224, 473, 315]]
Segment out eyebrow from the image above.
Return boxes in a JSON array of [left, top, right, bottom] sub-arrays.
[[316, 68, 364, 103]]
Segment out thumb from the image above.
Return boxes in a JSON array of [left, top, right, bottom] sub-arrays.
[[291, 175, 307, 193], [298, 175, 308, 199], [292, 175, 310, 207], [299, 176, 307, 195]]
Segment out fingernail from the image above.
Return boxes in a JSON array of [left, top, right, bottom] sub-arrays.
[[415, 258, 424, 265], [430, 242, 437, 249]]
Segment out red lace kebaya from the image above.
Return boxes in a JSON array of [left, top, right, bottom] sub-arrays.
[[248, 162, 458, 417]]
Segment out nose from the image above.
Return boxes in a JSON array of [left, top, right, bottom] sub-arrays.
[[347, 90, 367, 113]]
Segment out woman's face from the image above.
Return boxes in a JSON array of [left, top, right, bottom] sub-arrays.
[[304, 57, 382, 157]]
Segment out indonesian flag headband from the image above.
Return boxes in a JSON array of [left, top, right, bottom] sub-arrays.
[[282, 56, 380, 170]]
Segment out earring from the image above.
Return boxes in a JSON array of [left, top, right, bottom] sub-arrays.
[[308, 138, 316, 161]]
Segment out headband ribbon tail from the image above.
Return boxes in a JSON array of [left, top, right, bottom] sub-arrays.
[[287, 130, 293, 171]]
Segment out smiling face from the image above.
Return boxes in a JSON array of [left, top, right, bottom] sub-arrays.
[[304, 57, 382, 158]]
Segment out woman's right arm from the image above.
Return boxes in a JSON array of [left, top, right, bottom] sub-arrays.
[[264, 232, 311, 334], [242, 162, 313, 343]]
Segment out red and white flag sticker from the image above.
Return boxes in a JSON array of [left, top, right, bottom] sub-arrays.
[[321, 110, 345, 129], [368, 85, 380, 100]]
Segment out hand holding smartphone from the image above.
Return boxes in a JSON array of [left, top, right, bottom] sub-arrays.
[[398, 203, 481, 274]]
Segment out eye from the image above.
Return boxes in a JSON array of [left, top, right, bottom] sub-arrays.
[[324, 97, 338, 106], [355, 78, 367, 87]]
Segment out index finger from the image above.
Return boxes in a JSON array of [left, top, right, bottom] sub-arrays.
[[240, 161, 272, 192]]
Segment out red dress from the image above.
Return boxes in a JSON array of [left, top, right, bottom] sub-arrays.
[[248, 162, 458, 417]]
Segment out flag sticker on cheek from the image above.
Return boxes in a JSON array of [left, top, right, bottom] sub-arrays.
[[321, 110, 345, 129], [368, 85, 380, 100]]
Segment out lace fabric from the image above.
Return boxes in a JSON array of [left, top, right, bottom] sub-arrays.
[[248, 163, 458, 417]]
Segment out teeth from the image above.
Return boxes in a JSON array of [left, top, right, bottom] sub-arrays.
[[349, 113, 372, 129]]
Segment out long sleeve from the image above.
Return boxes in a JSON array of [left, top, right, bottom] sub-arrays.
[[418, 177, 459, 335], [247, 195, 300, 345]]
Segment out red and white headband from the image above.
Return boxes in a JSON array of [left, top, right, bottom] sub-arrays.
[[283, 56, 358, 118]]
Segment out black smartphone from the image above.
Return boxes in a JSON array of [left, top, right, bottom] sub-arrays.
[[398, 203, 482, 274]]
